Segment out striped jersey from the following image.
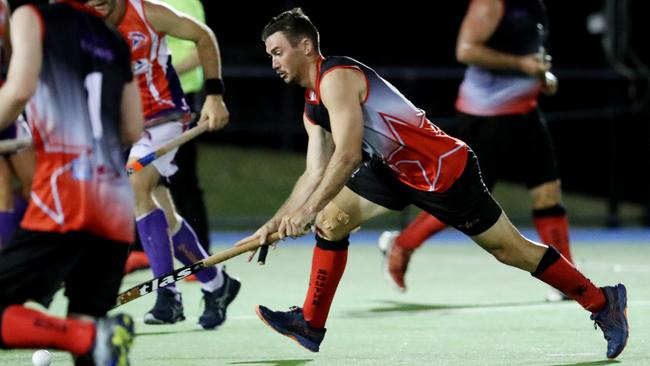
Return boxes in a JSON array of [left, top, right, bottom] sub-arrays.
[[117, 0, 190, 125], [23, 1, 135, 243], [456, 0, 548, 116], [305, 56, 468, 193]]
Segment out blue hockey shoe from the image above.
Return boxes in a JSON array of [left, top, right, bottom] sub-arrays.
[[256, 305, 326, 352], [591, 283, 629, 359]]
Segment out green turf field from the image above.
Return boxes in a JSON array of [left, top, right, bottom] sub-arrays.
[[1, 238, 647, 365]]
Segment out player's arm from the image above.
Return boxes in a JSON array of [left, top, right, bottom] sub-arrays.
[[237, 117, 334, 245], [119, 80, 144, 146], [456, 0, 548, 79], [0, 5, 41, 130], [144, 0, 228, 131], [302, 69, 363, 214], [270, 118, 334, 224]]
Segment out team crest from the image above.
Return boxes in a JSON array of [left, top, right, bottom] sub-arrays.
[[128, 32, 147, 51]]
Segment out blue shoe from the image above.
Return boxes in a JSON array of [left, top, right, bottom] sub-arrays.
[[198, 270, 241, 329], [143, 288, 185, 324], [93, 313, 135, 366], [256, 305, 326, 352], [591, 283, 629, 359]]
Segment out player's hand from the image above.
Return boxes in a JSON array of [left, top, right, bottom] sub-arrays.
[[234, 221, 279, 262], [519, 54, 550, 79], [277, 207, 315, 240], [200, 95, 229, 132], [541, 71, 558, 96]]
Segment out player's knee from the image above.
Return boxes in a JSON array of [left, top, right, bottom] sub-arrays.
[[487, 239, 537, 270], [315, 203, 355, 241], [531, 180, 561, 208]]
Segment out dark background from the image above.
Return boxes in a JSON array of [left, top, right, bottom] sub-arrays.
[[203, 0, 650, 225], [8, 0, 650, 225]]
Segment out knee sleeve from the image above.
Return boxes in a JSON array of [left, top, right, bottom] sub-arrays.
[[315, 203, 355, 241]]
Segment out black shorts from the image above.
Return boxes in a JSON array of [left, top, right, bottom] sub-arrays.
[[346, 149, 502, 236], [455, 109, 559, 190], [0, 229, 129, 317]]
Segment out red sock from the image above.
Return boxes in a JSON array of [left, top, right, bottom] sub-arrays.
[[302, 242, 348, 329], [533, 205, 573, 262], [0, 305, 95, 355], [533, 247, 605, 312], [396, 212, 446, 250]]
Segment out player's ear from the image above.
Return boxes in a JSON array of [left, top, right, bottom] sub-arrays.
[[301, 37, 313, 55]]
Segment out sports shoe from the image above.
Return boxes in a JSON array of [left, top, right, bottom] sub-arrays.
[[123, 251, 150, 274], [378, 230, 412, 292], [256, 305, 326, 352], [76, 313, 135, 366], [591, 283, 629, 359], [546, 287, 571, 302], [198, 270, 241, 329], [143, 288, 185, 324]]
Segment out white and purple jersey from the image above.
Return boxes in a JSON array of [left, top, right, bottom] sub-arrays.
[[305, 56, 468, 193]]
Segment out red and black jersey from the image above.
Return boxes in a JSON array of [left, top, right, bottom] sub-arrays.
[[304, 56, 467, 193], [456, 0, 548, 116]]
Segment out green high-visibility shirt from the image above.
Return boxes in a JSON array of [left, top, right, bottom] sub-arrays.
[[161, 0, 205, 94]]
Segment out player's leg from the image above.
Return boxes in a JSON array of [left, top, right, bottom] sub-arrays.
[[257, 159, 403, 352], [129, 123, 185, 325], [257, 186, 391, 352], [0, 157, 16, 247], [444, 150, 626, 359], [153, 185, 240, 329], [517, 109, 573, 262], [470, 211, 628, 358], [64, 233, 134, 366], [378, 211, 446, 291], [0, 231, 99, 357], [531, 179, 569, 259], [515, 110, 573, 300], [169, 140, 211, 251]]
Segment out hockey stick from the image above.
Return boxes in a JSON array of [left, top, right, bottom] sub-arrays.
[[0, 136, 32, 154], [125, 121, 207, 176], [113, 232, 281, 308]]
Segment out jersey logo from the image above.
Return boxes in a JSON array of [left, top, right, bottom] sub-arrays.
[[132, 58, 150, 75], [379, 112, 436, 191], [127, 32, 147, 51]]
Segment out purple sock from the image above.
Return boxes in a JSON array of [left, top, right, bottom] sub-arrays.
[[172, 220, 218, 283], [0, 211, 18, 247], [136, 208, 175, 288]]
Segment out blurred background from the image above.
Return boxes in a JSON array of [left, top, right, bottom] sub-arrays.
[[9, 0, 650, 231]]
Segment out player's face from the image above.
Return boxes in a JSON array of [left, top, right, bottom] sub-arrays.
[[265, 32, 306, 86], [86, 0, 116, 17]]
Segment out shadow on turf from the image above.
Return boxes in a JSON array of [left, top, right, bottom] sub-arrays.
[[228, 359, 313, 366], [549, 361, 619, 366], [343, 299, 545, 317]]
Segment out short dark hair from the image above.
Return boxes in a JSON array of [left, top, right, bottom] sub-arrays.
[[261, 8, 320, 50]]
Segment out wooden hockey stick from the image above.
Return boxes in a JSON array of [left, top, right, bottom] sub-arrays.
[[113, 232, 281, 308], [125, 121, 208, 176]]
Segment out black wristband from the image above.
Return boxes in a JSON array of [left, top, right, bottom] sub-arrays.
[[204, 78, 225, 95]]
